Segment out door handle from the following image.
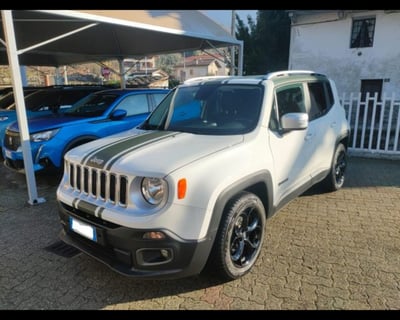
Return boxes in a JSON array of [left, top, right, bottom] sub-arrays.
[[331, 122, 337, 128]]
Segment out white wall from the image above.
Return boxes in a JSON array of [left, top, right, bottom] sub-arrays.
[[289, 10, 400, 95]]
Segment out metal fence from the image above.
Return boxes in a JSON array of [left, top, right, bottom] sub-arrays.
[[340, 92, 400, 158]]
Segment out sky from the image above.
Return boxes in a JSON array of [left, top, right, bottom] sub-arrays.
[[202, 10, 257, 32]]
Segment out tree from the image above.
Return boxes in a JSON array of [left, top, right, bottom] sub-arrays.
[[155, 53, 181, 76], [235, 12, 257, 75], [236, 10, 291, 75]]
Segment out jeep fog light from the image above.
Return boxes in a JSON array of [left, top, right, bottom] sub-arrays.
[[136, 248, 173, 265], [141, 177, 167, 205]]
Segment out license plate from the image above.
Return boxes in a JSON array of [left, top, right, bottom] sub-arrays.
[[5, 149, 11, 159], [69, 217, 97, 242]]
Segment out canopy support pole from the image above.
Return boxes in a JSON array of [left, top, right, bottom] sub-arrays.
[[1, 10, 45, 205], [118, 58, 126, 89], [237, 40, 243, 76], [230, 10, 236, 75]]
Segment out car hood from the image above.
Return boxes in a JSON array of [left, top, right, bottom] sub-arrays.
[[0, 110, 17, 119], [0, 110, 18, 123], [7, 114, 89, 132], [67, 128, 244, 176]]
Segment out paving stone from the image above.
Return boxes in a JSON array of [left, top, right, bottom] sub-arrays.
[[0, 156, 399, 310]]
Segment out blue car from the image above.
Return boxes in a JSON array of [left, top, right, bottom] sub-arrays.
[[2, 88, 169, 172], [0, 85, 108, 148]]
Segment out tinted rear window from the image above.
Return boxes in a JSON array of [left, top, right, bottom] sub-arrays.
[[6, 88, 102, 111]]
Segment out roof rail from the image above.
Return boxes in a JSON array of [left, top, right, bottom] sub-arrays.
[[265, 70, 323, 80], [183, 75, 230, 84]]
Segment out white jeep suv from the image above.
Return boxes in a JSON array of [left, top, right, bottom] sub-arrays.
[[57, 70, 350, 280]]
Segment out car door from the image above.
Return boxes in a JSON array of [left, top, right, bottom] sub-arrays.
[[305, 80, 339, 180], [267, 82, 315, 204]]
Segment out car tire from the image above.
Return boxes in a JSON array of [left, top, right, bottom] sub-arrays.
[[323, 143, 347, 192], [206, 191, 266, 280]]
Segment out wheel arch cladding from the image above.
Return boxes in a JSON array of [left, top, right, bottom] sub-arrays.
[[207, 170, 273, 246]]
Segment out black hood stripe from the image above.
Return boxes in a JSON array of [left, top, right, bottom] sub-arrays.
[[84, 131, 175, 170], [104, 131, 181, 171], [81, 131, 149, 164]]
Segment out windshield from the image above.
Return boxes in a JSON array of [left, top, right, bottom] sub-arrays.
[[64, 93, 119, 117], [141, 83, 263, 135]]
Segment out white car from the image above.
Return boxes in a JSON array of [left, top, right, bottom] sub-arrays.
[[57, 70, 350, 280]]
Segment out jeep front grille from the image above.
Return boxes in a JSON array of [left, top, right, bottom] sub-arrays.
[[68, 161, 128, 206]]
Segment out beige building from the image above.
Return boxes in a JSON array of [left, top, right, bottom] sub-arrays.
[[174, 54, 229, 82], [124, 57, 156, 75]]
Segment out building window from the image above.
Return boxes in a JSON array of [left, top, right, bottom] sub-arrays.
[[350, 18, 376, 48]]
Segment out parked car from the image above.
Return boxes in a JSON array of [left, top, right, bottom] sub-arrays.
[[0, 87, 12, 98], [56, 71, 350, 280], [0, 86, 39, 100], [0, 85, 108, 148], [0, 87, 45, 109], [2, 88, 169, 172]]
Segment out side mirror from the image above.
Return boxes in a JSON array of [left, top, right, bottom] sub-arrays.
[[110, 109, 127, 120], [281, 112, 308, 131]]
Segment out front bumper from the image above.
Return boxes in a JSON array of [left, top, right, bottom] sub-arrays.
[[58, 200, 212, 279], [2, 146, 50, 173]]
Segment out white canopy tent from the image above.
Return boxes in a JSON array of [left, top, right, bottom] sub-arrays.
[[0, 10, 243, 204]]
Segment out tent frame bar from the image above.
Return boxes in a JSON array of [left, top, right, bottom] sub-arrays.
[[1, 10, 45, 205], [18, 22, 98, 55]]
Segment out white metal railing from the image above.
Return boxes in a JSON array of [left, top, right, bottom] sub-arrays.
[[340, 92, 400, 158]]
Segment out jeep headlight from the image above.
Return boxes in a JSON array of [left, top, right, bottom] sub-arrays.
[[0, 116, 9, 121], [141, 177, 167, 205], [30, 129, 60, 142]]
